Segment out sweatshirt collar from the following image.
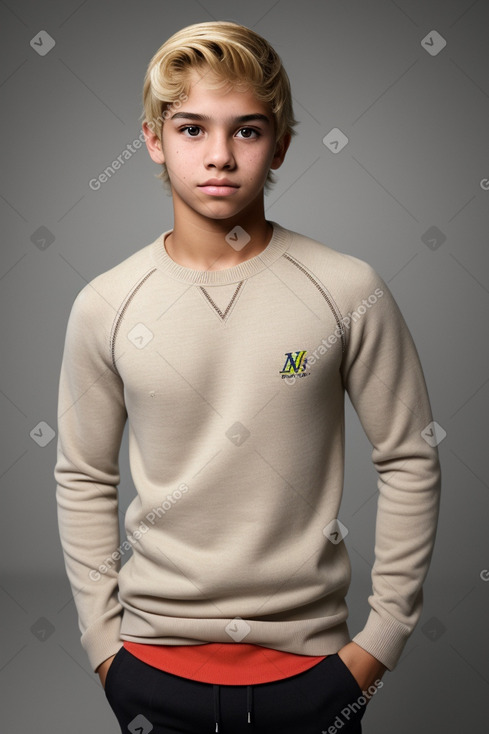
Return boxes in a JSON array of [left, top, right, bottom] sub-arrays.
[[151, 220, 290, 285]]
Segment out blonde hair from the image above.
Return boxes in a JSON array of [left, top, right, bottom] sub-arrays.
[[140, 21, 297, 188]]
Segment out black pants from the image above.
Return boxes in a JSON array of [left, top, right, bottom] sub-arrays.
[[104, 646, 368, 734]]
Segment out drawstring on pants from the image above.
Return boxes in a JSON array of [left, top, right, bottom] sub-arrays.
[[213, 683, 253, 732], [213, 685, 220, 732]]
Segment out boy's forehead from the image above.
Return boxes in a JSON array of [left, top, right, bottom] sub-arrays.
[[179, 68, 271, 117]]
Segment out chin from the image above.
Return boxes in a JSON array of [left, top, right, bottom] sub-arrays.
[[194, 202, 248, 220]]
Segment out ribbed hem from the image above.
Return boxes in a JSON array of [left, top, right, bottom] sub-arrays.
[[352, 608, 412, 671], [150, 220, 291, 285], [119, 608, 351, 658]]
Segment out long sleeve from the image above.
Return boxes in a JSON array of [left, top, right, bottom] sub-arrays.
[[341, 266, 442, 670], [52, 224, 442, 672], [54, 284, 128, 673]]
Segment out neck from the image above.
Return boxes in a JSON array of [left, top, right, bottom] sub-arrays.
[[166, 193, 272, 271]]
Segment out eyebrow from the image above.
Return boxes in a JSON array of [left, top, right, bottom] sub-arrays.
[[170, 112, 271, 125]]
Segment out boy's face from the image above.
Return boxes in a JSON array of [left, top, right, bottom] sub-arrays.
[[143, 69, 290, 223]]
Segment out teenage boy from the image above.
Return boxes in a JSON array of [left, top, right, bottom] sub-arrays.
[[55, 20, 441, 734]]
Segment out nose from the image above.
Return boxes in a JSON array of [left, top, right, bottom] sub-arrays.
[[203, 130, 236, 170]]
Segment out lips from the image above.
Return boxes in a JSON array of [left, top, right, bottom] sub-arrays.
[[198, 180, 240, 197], [199, 179, 239, 188]]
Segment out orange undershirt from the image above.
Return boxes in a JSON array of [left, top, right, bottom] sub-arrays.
[[123, 641, 327, 685]]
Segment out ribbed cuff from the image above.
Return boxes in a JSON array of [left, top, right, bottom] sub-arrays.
[[352, 608, 412, 671], [81, 608, 124, 673]]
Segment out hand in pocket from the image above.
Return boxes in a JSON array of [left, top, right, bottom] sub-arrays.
[[337, 641, 386, 695], [97, 653, 117, 690]]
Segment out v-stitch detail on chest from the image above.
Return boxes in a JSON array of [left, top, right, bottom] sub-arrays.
[[199, 281, 244, 320]]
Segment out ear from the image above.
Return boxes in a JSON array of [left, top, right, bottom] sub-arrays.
[[142, 121, 165, 165], [270, 132, 292, 170]]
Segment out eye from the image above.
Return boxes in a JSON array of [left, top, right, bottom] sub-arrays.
[[180, 125, 202, 137], [237, 128, 260, 139]]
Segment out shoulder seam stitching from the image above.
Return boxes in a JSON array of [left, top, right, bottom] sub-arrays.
[[110, 267, 158, 374], [282, 252, 347, 353]]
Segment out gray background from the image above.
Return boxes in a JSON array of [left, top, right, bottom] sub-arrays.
[[1, 0, 488, 731]]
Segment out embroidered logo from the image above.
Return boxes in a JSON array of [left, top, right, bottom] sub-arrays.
[[279, 351, 310, 379]]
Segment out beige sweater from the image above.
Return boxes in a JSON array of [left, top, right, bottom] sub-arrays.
[[54, 221, 441, 674]]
